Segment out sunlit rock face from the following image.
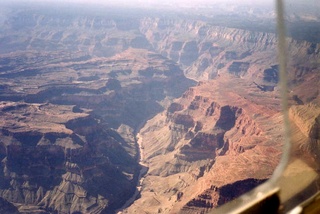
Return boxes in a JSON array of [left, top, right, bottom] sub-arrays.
[[126, 75, 285, 213], [0, 2, 319, 214], [125, 14, 320, 214], [289, 104, 320, 162]]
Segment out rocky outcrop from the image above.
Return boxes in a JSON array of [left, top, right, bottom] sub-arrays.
[[128, 16, 320, 213], [0, 49, 194, 213], [289, 104, 320, 162], [0, 9, 196, 212], [126, 76, 283, 213], [0, 102, 140, 213], [0, 3, 319, 214], [182, 178, 266, 213], [140, 17, 320, 86], [289, 104, 320, 139]]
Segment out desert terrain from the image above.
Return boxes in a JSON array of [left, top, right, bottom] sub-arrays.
[[0, 1, 319, 213]]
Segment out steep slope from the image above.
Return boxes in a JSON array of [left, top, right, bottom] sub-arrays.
[[140, 17, 320, 95], [0, 6, 194, 212], [125, 75, 319, 214], [0, 102, 140, 213], [125, 74, 285, 213], [289, 104, 320, 159], [0, 47, 194, 213], [0, 3, 319, 214], [126, 18, 320, 213]]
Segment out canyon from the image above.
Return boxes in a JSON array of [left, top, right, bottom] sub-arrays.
[[0, 2, 319, 213]]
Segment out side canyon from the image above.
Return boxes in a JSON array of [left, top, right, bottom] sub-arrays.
[[0, 2, 319, 213]]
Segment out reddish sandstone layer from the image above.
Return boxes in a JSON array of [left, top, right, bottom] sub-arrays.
[[125, 74, 284, 213]]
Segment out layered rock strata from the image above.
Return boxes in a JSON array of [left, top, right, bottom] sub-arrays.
[[0, 4, 319, 213], [125, 74, 285, 213]]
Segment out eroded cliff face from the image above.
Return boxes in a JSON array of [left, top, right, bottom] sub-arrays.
[[0, 102, 141, 213], [125, 74, 285, 213], [124, 17, 320, 213], [181, 178, 267, 213], [140, 17, 320, 93], [0, 47, 194, 213], [0, 4, 319, 214], [0, 8, 195, 212], [289, 104, 320, 161]]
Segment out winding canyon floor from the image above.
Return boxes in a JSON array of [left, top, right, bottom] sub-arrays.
[[0, 2, 319, 214], [124, 73, 284, 213]]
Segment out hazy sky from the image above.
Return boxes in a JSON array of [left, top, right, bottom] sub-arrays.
[[3, 0, 319, 12], [7, 0, 275, 7], [3, 0, 317, 4]]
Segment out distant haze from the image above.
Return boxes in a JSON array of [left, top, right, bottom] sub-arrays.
[[0, 0, 320, 9], [0, 0, 284, 7], [1, 0, 320, 13]]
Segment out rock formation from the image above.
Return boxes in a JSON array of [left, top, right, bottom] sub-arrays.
[[289, 104, 320, 162], [0, 6, 194, 212], [0, 2, 319, 213], [0, 102, 141, 213], [125, 74, 286, 213], [125, 13, 320, 214]]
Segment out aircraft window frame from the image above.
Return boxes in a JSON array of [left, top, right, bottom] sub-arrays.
[[211, 0, 319, 213]]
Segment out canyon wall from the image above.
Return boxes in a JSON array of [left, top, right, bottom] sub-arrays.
[[0, 8, 194, 212], [125, 17, 320, 214], [0, 4, 319, 213], [125, 73, 286, 213], [140, 17, 320, 96]]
